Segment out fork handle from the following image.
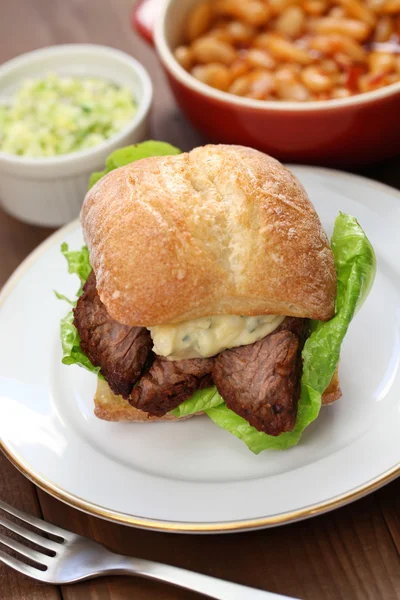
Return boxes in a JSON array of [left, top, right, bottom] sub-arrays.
[[111, 556, 300, 600]]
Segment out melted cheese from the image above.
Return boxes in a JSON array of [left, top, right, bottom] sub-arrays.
[[148, 314, 285, 360]]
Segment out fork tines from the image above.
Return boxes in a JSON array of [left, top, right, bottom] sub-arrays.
[[0, 499, 66, 578]]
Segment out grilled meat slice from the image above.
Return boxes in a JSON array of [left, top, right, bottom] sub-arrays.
[[73, 271, 152, 398], [130, 357, 214, 416], [212, 317, 308, 436]]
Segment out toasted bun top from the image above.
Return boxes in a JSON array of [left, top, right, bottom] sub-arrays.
[[81, 144, 336, 326]]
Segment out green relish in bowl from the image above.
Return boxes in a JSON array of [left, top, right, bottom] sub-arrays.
[[0, 73, 137, 157]]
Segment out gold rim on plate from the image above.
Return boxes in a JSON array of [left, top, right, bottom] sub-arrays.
[[2, 440, 400, 532], [1, 169, 400, 533]]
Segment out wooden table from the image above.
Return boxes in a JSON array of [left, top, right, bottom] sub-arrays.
[[2, 1, 400, 599]]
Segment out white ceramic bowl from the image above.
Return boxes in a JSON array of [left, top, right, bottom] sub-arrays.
[[0, 44, 153, 227]]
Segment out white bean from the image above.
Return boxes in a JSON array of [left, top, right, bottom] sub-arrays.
[[186, 2, 213, 42], [174, 46, 193, 71], [215, 0, 271, 26], [275, 6, 306, 38], [331, 87, 352, 98], [246, 49, 276, 69], [192, 37, 236, 65], [229, 74, 252, 95], [368, 52, 396, 73], [313, 17, 371, 41], [374, 16, 394, 41], [301, 65, 335, 92], [336, 0, 376, 27], [275, 69, 310, 100], [303, 0, 329, 15], [191, 63, 232, 90], [247, 71, 275, 99], [263, 34, 313, 64]]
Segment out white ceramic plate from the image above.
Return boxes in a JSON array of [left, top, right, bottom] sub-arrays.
[[1, 166, 400, 533]]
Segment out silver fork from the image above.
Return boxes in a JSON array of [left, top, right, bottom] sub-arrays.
[[0, 499, 299, 600]]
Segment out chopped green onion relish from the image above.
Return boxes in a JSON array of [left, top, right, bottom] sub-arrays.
[[0, 73, 136, 157]]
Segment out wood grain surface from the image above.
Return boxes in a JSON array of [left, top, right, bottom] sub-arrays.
[[1, 1, 400, 599]]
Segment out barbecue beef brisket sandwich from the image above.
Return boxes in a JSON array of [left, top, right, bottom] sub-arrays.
[[59, 142, 375, 452]]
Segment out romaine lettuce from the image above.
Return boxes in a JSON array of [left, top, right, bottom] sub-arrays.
[[60, 309, 101, 375], [170, 386, 222, 418], [60, 242, 91, 295], [88, 140, 181, 188], [57, 244, 101, 375]]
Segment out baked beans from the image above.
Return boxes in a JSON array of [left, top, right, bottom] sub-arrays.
[[174, 0, 400, 101]]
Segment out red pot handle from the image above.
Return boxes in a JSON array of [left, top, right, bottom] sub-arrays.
[[131, 0, 160, 46]]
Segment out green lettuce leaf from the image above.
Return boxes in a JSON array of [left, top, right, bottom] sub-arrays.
[[60, 310, 101, 375], [205, 389, 321, 453], [300, 212, 376, 397], [170, 386, 222, 418], [57, 244, 100, 375], [172, 212, 376, 453], [89, 140, 181, 188], [54, 290, 75, 306], [60, 242, 91, 295]]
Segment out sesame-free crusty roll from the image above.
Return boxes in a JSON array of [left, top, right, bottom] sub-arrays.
[[81, 144, 336, 326]]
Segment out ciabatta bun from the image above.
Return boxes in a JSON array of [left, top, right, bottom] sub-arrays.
[[81, 145, 336, 327], [321, 367, 342, 406]]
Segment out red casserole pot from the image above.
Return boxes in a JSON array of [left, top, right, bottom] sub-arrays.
[[132, 0, 400, 166]]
